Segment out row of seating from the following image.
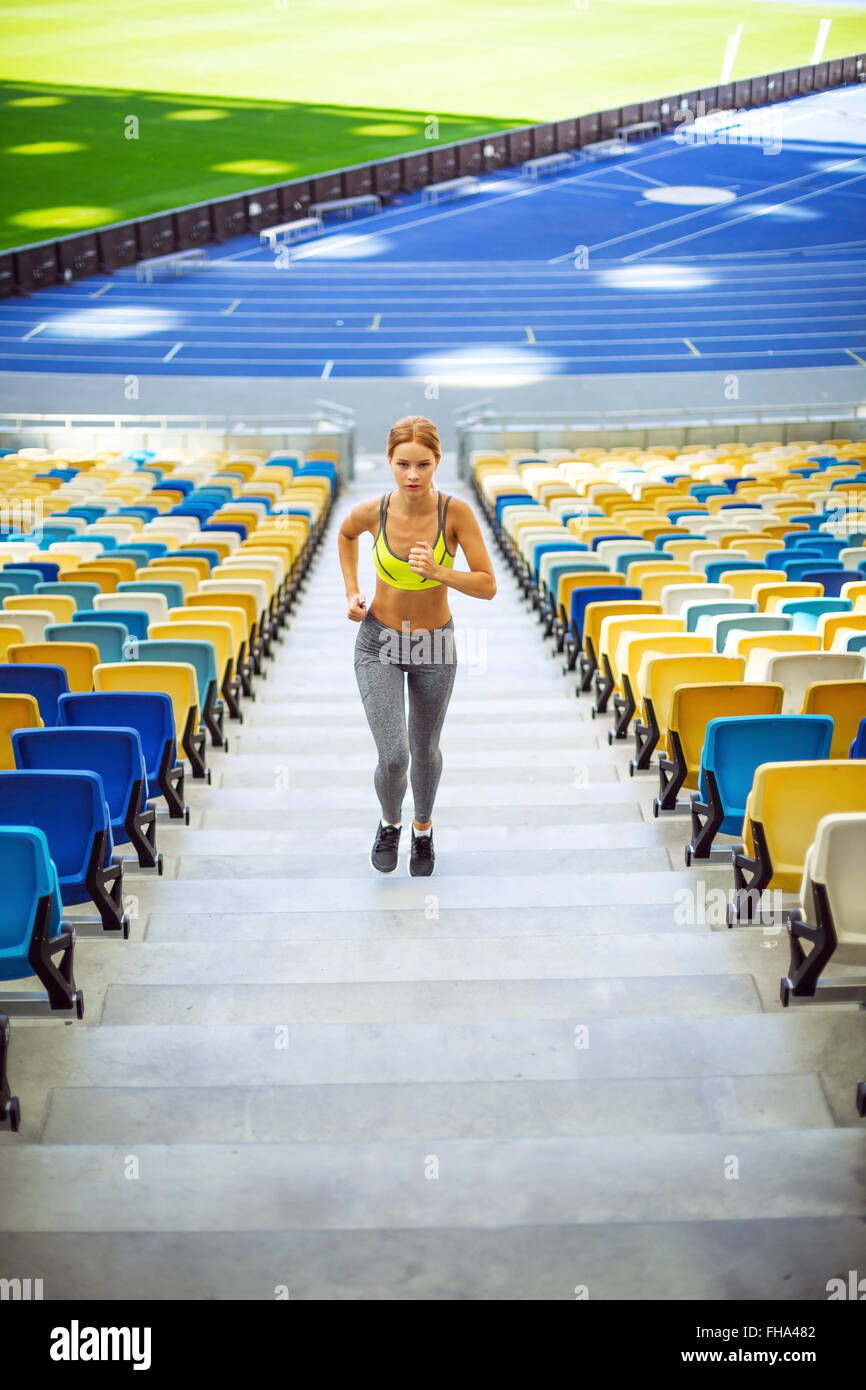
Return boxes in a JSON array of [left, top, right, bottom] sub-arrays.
[[471, 439, 866, 1117], [0, 442, 337, 1132]]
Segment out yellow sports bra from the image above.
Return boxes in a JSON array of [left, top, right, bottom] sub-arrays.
[[372, 490, 455, 590]]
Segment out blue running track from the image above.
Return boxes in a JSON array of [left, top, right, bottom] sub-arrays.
[[1, 86, 865, 381]]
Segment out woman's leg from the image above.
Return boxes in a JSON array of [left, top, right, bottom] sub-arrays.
[[407, 623, 458, 825], [354, 623, 409, 824]]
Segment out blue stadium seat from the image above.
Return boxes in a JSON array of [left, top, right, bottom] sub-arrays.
[[776, 598, 851, 632], [129, 639, 223, 749], [685, 600, 757, 634], [45, 622, 128, 664], [35, 582, 101, 612], [13, 726, 161, 872], [74, 609, 149, 642], [0, 568, 42, 594], [850, 717, 866, 758], [59, 690, 187, 822], [0, 663, 68, 724], [704, 558, 761, 585], [0, 771, 128, 935], [686, 714, 834, 862], [0, 825, 81, 1039], [5, 561, 61, 583], [799, 569, 863, 598]]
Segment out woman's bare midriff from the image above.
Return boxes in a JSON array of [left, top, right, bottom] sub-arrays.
[[368, 580, 451, 632]]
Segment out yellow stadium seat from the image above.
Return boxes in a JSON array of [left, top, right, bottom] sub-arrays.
[[633, 653, 745, 772], [94, 660, 207, 779], [0, 693, 43, 768], [578, 599, 660, 691], [8, 641, 98, 693], [732, 761, 866, 921], [730, 631, 822, 663], [801, 680, 866, 758], [4, 594, 75, 625], [613, 633, 712, 740], [753, 582, 823, 612], [596, 614, 680, 713], [655, 681, 784, 812]]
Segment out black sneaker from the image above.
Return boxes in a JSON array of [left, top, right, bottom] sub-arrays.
[[371, 821, 401, 872], [409, 827, 435, 876]]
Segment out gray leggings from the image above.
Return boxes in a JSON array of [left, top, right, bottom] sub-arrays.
[[354, 609, 458, 824]]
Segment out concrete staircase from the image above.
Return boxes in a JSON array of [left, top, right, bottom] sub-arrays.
[[1, 469, 864, 1300]]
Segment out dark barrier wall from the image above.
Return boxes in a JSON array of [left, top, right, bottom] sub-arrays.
[[3, 52, 865, 296]]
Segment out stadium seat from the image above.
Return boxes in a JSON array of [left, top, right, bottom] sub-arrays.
[[654, 682, 783, 814], [35, 581, 101, 612], [155, 618, 237, 730], [127, 639, 223, 756], [595, 615, 682, 716], [630, 653, 744, 772], [0, 663, 68, 724], [801, 680, 866, 758], [710, 613, 791, 653], [572, 590, 645, 687], [742, 649, 866, 713], [687, 715, 834, 863], [5, 593, 76, 625], [45, 621, 128, 665], [0, 825, 82, 1026], [780, 812, 866, 1117], [611, 633, 712, 741], [13, 726, 161, 873], [76, 608, 150, 642], [687, 599, 757, 634], [8, 641, 98, 692], [0, 770, 128, 935], [0, 693, 43, 767], [59, 691, 187, 822], [94, 660, 207, 781], [116, 581, 183, 612], [730, 761, 866, 924]]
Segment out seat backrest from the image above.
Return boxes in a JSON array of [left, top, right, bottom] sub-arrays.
[[801, 679, 866, 758], [602, 616, 681, 683], [643, 654, 745, 745], [579, 594, 651, 654], [714, 614, 791, 654], [8, 641, 98, 693], [689, 600, 757, 634], [12, 726, 143, 821], [169, 605, 244, 656], [58, 690, 174, 773], [700, 715, 834, 820], [131, 641, 216, 707], [822, 612, 866, 649], [186, 590, 256, 633], [74, 607, 148, 641], [135, 566, 198, 598], [117, 581, 183, 611], [0, 769, 106, 878], [752, 581, 823, 612], [762, 650, 866, 714], [45, 621, 128, 664], [805, 813, 866, 949], [5, 593, 76, 624], [660, 583, 732, 617], [35, 582, 101, 612], [94, 660, 197, 740], [0, 663, 68, 725], [0, 693, 43, 769], [626, 634, 713, 700], [670, 682, 783, 788], [745, 761, 866, 885], [0, 824, 56, 952], [740, 634, 822, 675], [94, 591, 168, 625]]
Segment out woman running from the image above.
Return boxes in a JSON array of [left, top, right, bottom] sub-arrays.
[[338, 416, 497, 875]]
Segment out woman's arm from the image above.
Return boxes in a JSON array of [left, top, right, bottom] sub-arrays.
[[408, 498, 497, 600], [338, 498, 378, 620]]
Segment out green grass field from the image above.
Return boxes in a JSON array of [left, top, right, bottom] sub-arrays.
[[1, 0, 864, 250]]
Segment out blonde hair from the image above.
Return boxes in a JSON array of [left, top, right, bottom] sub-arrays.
[[387, 415, 441, 461]]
